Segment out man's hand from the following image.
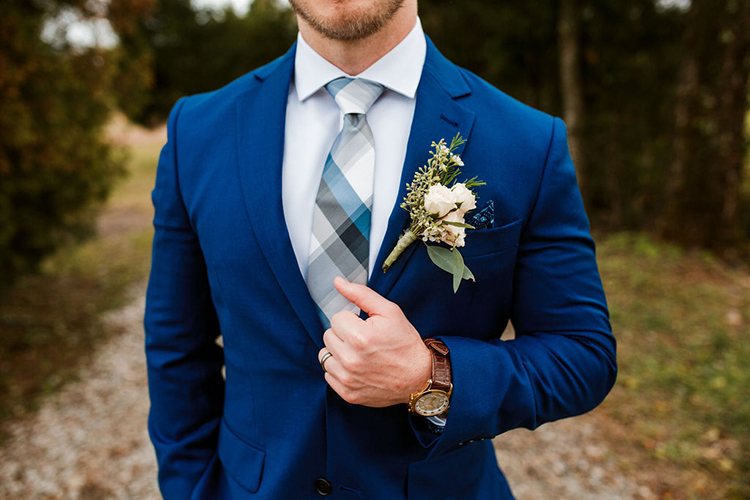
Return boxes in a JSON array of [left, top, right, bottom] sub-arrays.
[[318, 276, 432, 408]]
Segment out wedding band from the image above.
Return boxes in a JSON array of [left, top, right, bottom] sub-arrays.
[[320, 352, 333, 372]]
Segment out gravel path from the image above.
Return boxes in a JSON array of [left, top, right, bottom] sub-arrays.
[[0, 285, 653, 499], [0, 286, 158, 500], [494, 417, 654, 499]]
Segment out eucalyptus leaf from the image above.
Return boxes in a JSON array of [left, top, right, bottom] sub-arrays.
[[442, 221, 475, 229], [426, 244, 474, 292], [462, 264, 475, 282], [452, 248, 464, 293], [425, 244, 456, 274]]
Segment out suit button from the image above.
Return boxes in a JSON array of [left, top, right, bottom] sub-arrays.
[[315, 477, 332, 496]]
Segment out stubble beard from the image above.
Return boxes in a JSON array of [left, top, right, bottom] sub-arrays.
[[289, 0, 406, 41]]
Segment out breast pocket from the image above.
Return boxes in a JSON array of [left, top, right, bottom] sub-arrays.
[[456, 219, 522, 332], [460, 219, 522, 259], [386, 219, 522, 341]]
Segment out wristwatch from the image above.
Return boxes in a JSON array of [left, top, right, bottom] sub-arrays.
[[408, 339, 452, 417]]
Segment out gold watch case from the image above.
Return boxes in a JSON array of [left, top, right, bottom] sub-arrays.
[[409, 379, 453, 417]]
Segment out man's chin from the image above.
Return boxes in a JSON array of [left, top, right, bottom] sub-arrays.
[[290, 0, 405, 42]]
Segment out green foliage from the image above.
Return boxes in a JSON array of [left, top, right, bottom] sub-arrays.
[[107, 0, 158, 122], [121, 0, 297, 126], [0, 0, 126, 287], [385, 134, 480, 286], [424, 245, 474, 293]]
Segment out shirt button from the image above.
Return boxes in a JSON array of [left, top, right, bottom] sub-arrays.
[[315, 477, 332, 496]]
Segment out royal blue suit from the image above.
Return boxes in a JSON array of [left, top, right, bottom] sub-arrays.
[[145, 37, 617, 499]]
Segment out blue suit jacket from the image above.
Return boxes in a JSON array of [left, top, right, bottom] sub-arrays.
[[145, 37, 617, 500]]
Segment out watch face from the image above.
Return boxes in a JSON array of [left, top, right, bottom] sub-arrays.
[[415, 391, 449, 417]]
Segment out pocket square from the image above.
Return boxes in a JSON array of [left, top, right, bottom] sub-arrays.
[[467, 200, 494, 230]]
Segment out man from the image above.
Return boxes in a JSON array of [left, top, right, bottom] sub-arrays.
[[144, 0, 617, 498]]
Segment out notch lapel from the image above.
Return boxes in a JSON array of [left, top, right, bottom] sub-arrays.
[[367, 39, 477, 299], [235, 39, 477, 337], [235, 45, 326, 349]]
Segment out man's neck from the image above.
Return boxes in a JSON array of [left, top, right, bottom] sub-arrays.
[[297, 4, 418, 76]]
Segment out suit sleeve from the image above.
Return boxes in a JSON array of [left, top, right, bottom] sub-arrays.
[[428, 117, 617, 455], [144, 97, 225, 497]]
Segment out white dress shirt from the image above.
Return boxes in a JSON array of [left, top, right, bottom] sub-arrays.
[[281, 18, 426, 279], [282, 22, 446, 428]]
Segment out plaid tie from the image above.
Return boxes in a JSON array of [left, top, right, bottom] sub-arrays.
[[306, 78, 384, 329]]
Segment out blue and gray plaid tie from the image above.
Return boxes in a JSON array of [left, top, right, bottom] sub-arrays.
[[306, 78, 384, 329]]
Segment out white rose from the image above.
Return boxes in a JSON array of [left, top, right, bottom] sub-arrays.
[[424, 184, 456, 218], [451, 183, 476, 213], [439, 210, 467, 247]]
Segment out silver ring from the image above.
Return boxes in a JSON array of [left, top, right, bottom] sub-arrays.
[[320, 352, 333, 373]]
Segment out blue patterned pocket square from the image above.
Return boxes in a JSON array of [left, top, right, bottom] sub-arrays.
[[467, 200, 494, 230]]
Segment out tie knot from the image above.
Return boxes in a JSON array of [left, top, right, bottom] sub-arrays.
[[326, 77, 384, 115]]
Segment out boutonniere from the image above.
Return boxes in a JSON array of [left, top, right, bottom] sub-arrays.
[[382, 133, 485, 293]]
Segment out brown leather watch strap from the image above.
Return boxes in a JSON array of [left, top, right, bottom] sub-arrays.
[[424, 339, 451, 392]]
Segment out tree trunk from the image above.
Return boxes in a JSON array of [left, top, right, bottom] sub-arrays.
[[557, 0, 586, 190], [660, 54, 698, 239], [660, 0, 749, 248], [715, 0, 750, 246]]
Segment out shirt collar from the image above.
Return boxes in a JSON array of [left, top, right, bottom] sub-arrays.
[[294, 17, 426, 102]]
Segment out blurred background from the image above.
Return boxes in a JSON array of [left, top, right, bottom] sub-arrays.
[[0, 0, 748, 498]]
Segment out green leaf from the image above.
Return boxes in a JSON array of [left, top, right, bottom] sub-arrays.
[[442, 220, 475, 229], [449, 133, 467, 151], [462, 264, 475, 282], [463, 176, 486, 189], [452, 248, 464, 293], [426, 245, 473, 293], [425, 244, 456, 274]]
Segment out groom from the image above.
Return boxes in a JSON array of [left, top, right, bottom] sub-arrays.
[[144, 0, 617, 498]]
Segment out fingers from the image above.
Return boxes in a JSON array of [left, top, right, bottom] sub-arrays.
[[329, 310, 363, 344], [321, 326, 360, 373], [319, 278, 415, 408], [323, 327, 346, 352], [319, 333, 361, 388], [323, 370, 389, 408], [322, 359, 370, 406], [323, 326, 364, 374], [321, 355, 346, 389], [334, 276, 397, 317]]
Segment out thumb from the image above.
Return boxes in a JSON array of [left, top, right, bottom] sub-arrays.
[[334, 276, 393, 316]]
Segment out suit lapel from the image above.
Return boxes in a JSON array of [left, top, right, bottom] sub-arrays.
[[235, 38, 476, 338], [235, 45, 327, 348], [367, 38, 476, 300]]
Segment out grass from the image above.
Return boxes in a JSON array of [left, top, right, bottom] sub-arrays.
[[597, 232, 750, 499], [0, 142, 161, 434]]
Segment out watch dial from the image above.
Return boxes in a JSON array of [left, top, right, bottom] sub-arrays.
[[415, 391, 449, 416]]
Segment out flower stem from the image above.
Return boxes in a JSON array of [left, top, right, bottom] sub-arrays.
[[382, 231, 418, 271]]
